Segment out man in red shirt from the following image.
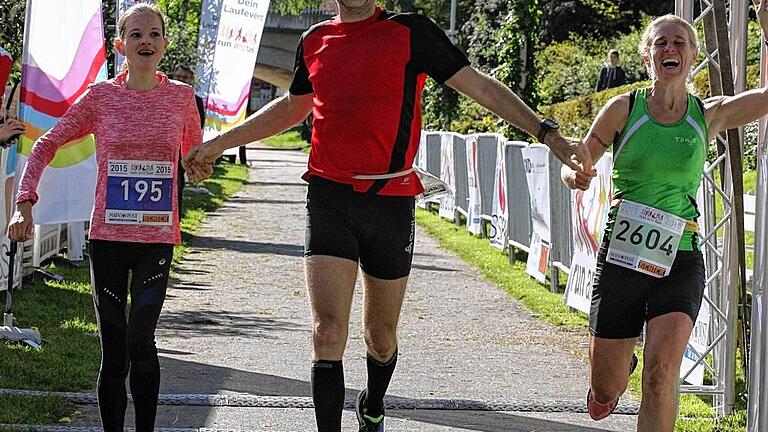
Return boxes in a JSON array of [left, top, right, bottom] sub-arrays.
[[187, 1, 593, 430]]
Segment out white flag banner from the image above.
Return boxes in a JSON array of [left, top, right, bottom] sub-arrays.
[[679, 176, 711, 385], [196, 0, 270, 151], [564, 155, 613, 313], [18, 0, 107, 224], [416, 131, 428, 209], [465, 135, 482, 235], [115, 0, 154, 74], [438, 133, 455, 220], [522, 144, 551, 283], [490, 139, 508, 249]]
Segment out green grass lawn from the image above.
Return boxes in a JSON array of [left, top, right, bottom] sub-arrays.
[[0, 162, 249, 426], [416, 208, 747, 431], [260, 130, 310, 152]]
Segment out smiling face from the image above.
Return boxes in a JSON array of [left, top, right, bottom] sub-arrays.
[[114, 11, 168, 74], [640, 17, 698, 84]]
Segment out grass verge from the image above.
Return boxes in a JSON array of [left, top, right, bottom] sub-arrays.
[[416, 207, 747, 431], [0, 162, 249, 425], [260, 130, 309, 152]]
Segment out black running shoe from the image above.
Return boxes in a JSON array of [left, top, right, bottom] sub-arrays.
[[356, 389, 384, 432]]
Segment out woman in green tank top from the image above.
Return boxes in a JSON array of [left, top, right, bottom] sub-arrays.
[[561, 4, 768, 430]]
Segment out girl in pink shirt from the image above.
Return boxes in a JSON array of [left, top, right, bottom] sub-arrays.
[[9, 5, 205, 431]]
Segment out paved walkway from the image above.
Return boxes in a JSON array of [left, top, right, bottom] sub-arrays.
[[72, 148, 638, 431]]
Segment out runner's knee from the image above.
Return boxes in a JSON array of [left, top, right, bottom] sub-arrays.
[[127, 338, 157, 362], [591, 376, 626, 403], [364, 327, 397, 360], [641, 358, 679, 396], [312, 320, 348, 349]]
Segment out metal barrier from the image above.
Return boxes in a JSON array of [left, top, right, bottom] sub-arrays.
[[505, 142, 532, 253], [451, 133, 469, 217], [547, 150, 573, 290], [476, 134, 502, 223]]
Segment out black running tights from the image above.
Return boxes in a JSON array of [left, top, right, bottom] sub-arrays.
[[89, 239, 173, 432]]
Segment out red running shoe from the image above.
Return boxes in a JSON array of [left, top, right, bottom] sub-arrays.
[[587, 389, 618, 420]]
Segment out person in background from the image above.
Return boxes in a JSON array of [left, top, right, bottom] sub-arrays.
[[595, 49, 627, 92], [9, 4, 207, 431]]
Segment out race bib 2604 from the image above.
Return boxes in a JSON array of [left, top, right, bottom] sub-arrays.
[[105, 160, 174, 226], [606, 200, 686, 278]]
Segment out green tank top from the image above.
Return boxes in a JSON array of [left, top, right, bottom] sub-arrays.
[[609, 88, 708, 251]]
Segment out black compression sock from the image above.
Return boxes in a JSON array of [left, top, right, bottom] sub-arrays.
[[364, 350, 398, 418], [311, 360, 345, 432]]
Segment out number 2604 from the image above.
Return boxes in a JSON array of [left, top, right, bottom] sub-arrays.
[[615, 221, 675, 256]]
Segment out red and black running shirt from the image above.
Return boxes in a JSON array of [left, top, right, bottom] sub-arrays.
[[289, 8, 470, 196]]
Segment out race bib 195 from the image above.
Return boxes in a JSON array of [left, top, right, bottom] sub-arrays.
[[606, 200, 686, 278], [105, 160, 174, 225]]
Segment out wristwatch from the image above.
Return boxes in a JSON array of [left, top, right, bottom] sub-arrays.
[[537, 118, 560, 143]]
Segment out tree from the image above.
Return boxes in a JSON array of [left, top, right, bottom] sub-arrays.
[[539, 0, 673, 43]]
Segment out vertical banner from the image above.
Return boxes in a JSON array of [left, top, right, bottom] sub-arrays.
[[522, 145, 551, 283], [564, 155, 613, 313], [681, 302, 709, 385], [18, 0, 107, 224], [465, 135, 482, 235], [490, 140, 508, 249], [0, 47, 11, 107], [438, 133, 455, 220], [679, 179, 712, 385], [416, 131, 428, 209], [0, 48, 22, 290], [196, 0, 270, 150], [115, 0, 154, 74]]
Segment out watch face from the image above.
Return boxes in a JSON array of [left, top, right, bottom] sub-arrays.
[[544, 119, 559, 129]]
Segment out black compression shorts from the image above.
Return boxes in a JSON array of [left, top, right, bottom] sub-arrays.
[[589, 239, 706, 339], [305, 176, 415, 280]]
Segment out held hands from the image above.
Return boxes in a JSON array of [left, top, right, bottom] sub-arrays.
[[182, 146, 214, 183], [8, 201, 34, 242], [0, 119, 25, 145], [562, 155, 595, 191], [547, 133, 596, 186]]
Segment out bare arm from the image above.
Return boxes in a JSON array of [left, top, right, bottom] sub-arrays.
[[445, 66, 593, 174], [705, 0, 768, 138], [561, 94, 631, 190], [192, 92, 314, 165]]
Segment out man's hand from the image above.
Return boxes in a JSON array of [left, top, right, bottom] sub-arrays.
[[561, 158, 595, 191], [8, 201, 34, 242], [0, 119, 25, 144], [194, 140, 223, 166], [546, 132, 596, 177], [182, 147, 214, 183]]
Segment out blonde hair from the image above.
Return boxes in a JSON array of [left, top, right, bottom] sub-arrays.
[[116, 3, 166, 40]]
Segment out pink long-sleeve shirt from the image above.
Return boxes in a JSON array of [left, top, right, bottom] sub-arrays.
[[17, 72, 202, 245]]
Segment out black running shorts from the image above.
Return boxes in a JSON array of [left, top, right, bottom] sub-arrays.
[[305, 176, 416, 280], [589, 239, 706, 339]]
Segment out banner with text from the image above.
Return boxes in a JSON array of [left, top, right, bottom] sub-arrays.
[[196, 0, 270, 148], [439, 133, 456, 219], [19, 0, 107, 224], [522, 144, 551, 283], [465, 135, 482, 235], [564, 155, 613, 313], [490, 140, 508, 249]]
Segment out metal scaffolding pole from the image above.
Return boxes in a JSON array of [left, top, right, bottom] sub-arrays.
[[676, 0, 746, 417], [748, 12, 768, 432]]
